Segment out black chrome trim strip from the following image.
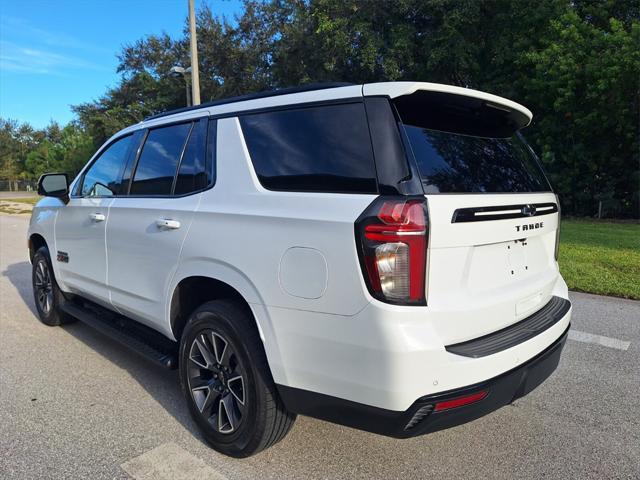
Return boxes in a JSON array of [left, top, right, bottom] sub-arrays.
[[452, 202, 558, 223]]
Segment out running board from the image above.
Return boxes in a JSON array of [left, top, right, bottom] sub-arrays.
[[60, 301, 178, 369]]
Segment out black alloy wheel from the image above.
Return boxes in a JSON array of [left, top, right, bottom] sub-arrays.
[[31, 246, 74, 326], [179, 300, 296, 457], [34, 257, 54, 316], [187, 329, 246, 434]]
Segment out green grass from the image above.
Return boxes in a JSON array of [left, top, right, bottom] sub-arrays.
[[559, 219, 640, 300], [1, 196, 39, 205], [0, 196, 39, 215], [0, 207, 32, 214]]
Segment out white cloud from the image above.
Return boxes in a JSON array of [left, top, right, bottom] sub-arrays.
[[0, 41, 108, 75], [0, 15, 110, 54]]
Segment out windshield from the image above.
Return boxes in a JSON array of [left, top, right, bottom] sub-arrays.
[[403, 125, 551, 193]]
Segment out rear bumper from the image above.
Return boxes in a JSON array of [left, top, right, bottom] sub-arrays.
[[278, 324, 569, 438]]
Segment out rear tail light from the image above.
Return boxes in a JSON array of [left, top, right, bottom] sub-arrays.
[[355, 196, 428, 305]]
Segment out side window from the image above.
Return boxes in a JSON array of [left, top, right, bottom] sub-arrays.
[[174, 119, 212, 195], [130, 123, 191, 195], [81, 135, 133, 197], [239, 103, 378, 193]]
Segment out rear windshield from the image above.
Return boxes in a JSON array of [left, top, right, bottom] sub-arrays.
[[403, 126, 551, 193]]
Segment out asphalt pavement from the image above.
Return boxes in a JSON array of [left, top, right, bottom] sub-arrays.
[[1, 213, 638, 479]]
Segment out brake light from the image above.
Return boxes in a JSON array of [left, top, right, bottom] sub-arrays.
[[355, 197, 428, 305]]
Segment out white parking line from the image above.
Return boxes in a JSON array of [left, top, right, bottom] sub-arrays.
[[121, 443, 227, 480], [568, 329, 630, 351]]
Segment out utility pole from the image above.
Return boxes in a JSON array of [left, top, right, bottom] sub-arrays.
[[188, 0, 201, 105]]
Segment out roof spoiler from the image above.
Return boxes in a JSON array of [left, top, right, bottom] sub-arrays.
[[363, 82, 532, 137]]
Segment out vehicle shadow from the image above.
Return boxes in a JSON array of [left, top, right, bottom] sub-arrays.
[[3, 261, 39, 317], [1, 261, 201, 439]]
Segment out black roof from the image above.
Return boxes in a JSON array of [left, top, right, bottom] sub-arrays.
[[144, 82, 354, 121]]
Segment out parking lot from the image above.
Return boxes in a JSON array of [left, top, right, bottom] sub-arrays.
[[1, 213, 639, 479]]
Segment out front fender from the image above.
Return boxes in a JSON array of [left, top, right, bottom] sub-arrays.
[[28, 199, 65, 287]]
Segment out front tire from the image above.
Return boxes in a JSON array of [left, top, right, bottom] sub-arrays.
[[179, 300, 296, 457], [31, 246, 74, 326]]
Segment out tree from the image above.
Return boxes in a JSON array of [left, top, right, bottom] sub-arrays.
[[3, 1, 638, 217], [518, 11, 639, 216]]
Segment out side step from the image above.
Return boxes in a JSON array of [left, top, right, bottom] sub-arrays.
[[60, 301, 178, 369]]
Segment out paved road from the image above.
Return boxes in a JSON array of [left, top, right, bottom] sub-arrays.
[[1, 214, 639, 479]]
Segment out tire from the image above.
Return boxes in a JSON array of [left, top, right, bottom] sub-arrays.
[[32, 246, 75, 326], [179, 300, 296, 457]]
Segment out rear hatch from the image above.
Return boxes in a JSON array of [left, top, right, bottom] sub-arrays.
[[390, 85, 561, 345]]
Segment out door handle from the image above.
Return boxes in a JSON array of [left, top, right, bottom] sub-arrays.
[[156, 218, 181, 230], [89, 213, 106, 222]]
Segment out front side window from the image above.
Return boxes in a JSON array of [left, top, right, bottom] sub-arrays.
[[130, 123, 191, 195], [239, 103, 378, 193], [81, 135, 133, 197]]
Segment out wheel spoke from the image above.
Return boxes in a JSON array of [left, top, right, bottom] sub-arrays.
[[211, 332, 228, 365], [191, 385, 211, 413], [37, 262, 45, 279], [188, 375, 210, 390], [202, 389, 220, 417], [44, 292, 51, 313], [227, 375, 245, 406], [191, 334, 215, 369], [218, 393, 237, 433]]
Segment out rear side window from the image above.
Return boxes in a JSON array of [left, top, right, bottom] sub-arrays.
[[403, 127, 551, 193], [240, 103, 377, 193], [174, 120, 210, 195], [131, 123, 191, 195]]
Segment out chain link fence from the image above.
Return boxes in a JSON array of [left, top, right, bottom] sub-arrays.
[[0, 179, 37, 192]]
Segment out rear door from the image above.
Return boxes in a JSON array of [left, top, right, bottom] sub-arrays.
[[55, 134, 136, 305], [394, 90, 560, 345], [106, 117, 213, 331]]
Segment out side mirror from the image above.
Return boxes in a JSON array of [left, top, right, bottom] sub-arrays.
[[37, 173, 69, 200]]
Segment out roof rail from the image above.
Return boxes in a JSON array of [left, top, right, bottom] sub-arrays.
[[143, 82, 354, 121]]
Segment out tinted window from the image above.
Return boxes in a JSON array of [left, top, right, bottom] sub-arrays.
[[174, 120, 210, 195], [404, 126, 551, 193], [81, 135, 132, 197], [130, 123, 191, 195], [240, 103, 377, 193]]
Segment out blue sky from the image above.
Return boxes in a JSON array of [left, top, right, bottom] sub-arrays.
[[0, 0, 244, 129]]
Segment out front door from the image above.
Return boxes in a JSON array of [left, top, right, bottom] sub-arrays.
[[55, 134, 136, 305]]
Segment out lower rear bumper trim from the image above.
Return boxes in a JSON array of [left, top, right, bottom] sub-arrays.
[[276, 324, 569, 438]]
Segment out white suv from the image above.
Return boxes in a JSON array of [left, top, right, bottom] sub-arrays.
[[29, 82, 571, 457]]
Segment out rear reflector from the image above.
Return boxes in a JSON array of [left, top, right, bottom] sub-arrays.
[[434, 391, 488, 412]]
